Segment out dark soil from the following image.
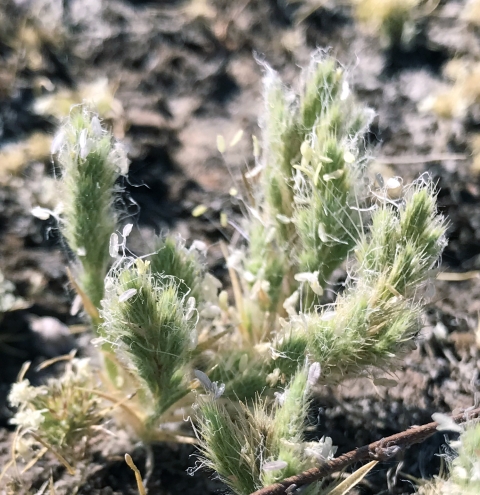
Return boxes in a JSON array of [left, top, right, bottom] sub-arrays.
[[1, 0, 480, 493]]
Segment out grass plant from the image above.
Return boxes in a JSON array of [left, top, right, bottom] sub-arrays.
[[6, 53, 452, 494]]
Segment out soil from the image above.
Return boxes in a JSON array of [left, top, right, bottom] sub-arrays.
[[1, 0, 480, 494]]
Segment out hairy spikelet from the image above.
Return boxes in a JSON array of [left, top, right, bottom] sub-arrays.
[[275, 177, 447, 380], [195, 365, 328, 495], [101, 258, 195, 416], [54, 105, 127, 310]]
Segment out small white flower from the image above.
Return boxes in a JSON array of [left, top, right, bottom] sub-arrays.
[[262, 460, 288, 472], [109, 233, 119, 258], [294, 271, 323, 296], [385, 177, 402, 191], [77, 247, 86, 257], [343, 151, 355, 164], [31, 206, 53, 220], [304, 436, 337, 462], [80, 138, 93, 159], [226, 250, 244, 270], [119, 288, 137, 303], [432, 412, 462, 433], [190, 240, 207, 254], [79, 129, 88, 149], [340, 80, 350, 101], [185, 296, 196, 320], [243, 271, 256, 283], [50, 129, 65, 154], [91, 116, 103, 137], [112, 142, 130, 175], [122, 223, 133, 238], [8, 380, 40, 407], [283, 290, 299, 316], [385, 176, 403, 199], [72, 358, 91, 379], [10, 408, 46, 429], [307, 362, 321, 387], [274, 390, 287, 406], [276, 214, 292, 224], [453, 466, 468, 480]]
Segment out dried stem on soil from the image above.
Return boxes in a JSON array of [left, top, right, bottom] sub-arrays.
[[250, 407, 480, 495]]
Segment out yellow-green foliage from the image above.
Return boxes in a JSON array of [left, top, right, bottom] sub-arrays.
[[8, 358, 102, 468], [352, 0, 421, 47]]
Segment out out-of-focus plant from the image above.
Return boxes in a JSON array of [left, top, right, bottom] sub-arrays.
[[351, 0, 423, 48], [288, 0, 432, 49], [419, 58, 480, 174], [0, 270, 21, 316], [7, 53, 447, 492], [420, 59, 480, 120], [462, 0, 480, 27], [0, 270, 28, 356]]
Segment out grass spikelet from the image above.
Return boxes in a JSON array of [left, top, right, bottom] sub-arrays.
[[55, 105, 127, 311], [101, 259, 195, 416]]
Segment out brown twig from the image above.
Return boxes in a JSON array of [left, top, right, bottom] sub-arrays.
[[250, 407, 480, 495]]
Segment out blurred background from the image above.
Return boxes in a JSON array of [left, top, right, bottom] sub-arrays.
[[1, 0, 480, 493]]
